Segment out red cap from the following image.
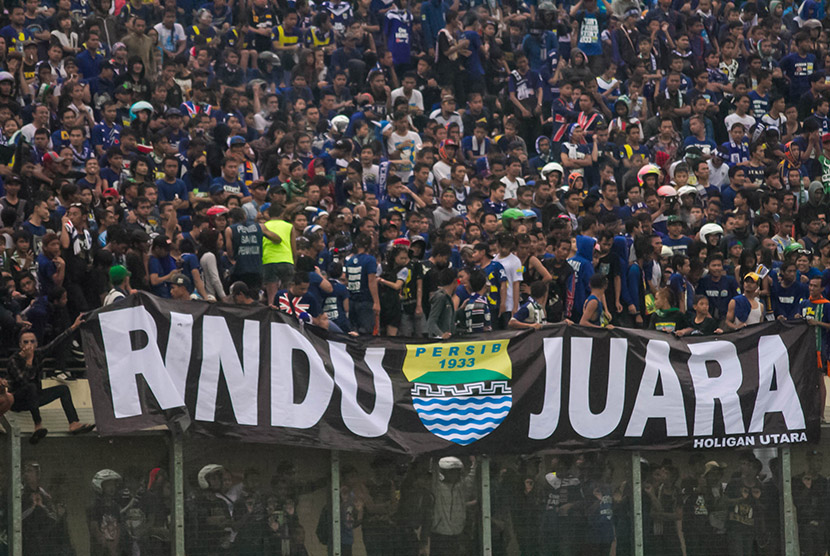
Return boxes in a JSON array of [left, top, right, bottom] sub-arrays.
[[392, 237, 411, 248], [822, 133, 830, 143], [41, 151, 65, 165], [102, 188, 119, 198], [441, 139, 458, 147]]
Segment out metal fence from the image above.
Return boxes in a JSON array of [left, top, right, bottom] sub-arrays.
[[0, 414, 822, 556]]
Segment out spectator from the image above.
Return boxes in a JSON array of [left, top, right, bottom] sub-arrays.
[[8, 314, 95, 444]]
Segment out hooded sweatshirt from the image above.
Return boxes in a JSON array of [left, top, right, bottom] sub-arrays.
[[568, 235, 596, 321]]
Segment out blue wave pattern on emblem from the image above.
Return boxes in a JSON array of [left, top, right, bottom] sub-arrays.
[[411, 382, 512, 446]]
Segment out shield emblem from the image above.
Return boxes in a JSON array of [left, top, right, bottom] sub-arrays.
[[403, 340, 512, 446]]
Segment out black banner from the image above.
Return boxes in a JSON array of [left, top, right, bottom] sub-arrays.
[[81, 293, 821, 454]]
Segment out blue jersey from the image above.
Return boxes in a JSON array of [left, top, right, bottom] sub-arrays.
[[91, 122, 122, 151], [344, 252, 378, 302], [771, 275, 806, 319], [780, 53, 816, 100], [384, 8, 414, 65], [482, 260, 507, 310], [747, 90, 770, 119], [574, 11, 604, 56], [323, 281, 351, 331], [695, 274, 738, 321], [720, 138, 750, 167]]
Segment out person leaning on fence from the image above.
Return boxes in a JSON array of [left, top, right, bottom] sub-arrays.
[[509, 281, 549, 330], [6, 313, 95, 444]]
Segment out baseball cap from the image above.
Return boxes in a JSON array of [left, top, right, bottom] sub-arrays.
[[267, 184, 287, 196], [209, 183, 226, 195], [632, 202, 648, 212], [109, 265, 131, 284], [228, 135, 246, 146], [0, 71, 14, 82], [743, 271, 761, 282], [42, 151, 65, 165], [441, 94, 456, 103], [168, 273, 193, 289], [102, 187, 119, 198], [822, 133, 830, 143], [667, 214, 682, 224], [165, 107, 183, 117], [441, 138, 458, 147]]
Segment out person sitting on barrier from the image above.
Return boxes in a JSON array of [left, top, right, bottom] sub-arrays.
[[6, 313, 95, 444]]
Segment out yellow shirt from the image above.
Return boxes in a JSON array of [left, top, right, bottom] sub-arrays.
[[262, 219, 294, 264]]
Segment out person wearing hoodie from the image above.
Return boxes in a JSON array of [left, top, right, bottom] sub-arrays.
[[568, 234, 596, 323], [426, 267, 457, 338], [797, 181, 828, 236]]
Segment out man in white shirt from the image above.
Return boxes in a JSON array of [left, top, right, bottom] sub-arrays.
[[390, 72, 424, 115], [386, 111, 422, 181], [493, 234, 523, 321], [429, 95, 464, 135], [500, 156, 526, 201], [153, 9, 187, 61], [20, 104, 51, 145]]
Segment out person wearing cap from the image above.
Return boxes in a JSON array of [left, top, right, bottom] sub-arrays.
[[103, 265, 131, 306], [663, 215, 693, 255], [168, 273, 197, 301], [428, 94, 464, 135], [725, 272, 764, 330]]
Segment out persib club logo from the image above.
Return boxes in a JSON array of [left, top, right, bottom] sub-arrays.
[[402, 340, 512, 446]]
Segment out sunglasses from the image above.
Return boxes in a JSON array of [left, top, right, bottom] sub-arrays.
[[21, 339, 35, 344]]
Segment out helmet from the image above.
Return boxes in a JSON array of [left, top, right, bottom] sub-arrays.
[[438, 457, 463, 470], [568, 171, 584, 188], [501, 208, 525, 227], [522, 209, 538, 220], [206, 205, 229, 217], [198, 464, 225, 489], [677, 185, 698, 197], [637, 164, 662, 186], [784, 242, 803, 256], [0, 71, 14, 83], [92, 469, 122, 494], [656, 185, 677, 197], [699, 223, 724, 244], [331, 115, 349, 134], [129, 101, 154, 120], [540, 162, 564, 179], [438, 139, 458, 161]]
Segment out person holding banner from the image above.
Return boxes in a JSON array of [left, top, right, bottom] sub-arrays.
[[798, 276, 830, 421]]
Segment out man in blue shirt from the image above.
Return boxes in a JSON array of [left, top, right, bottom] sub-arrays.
[[0, 5, 33, 54], [210, 157, 251, 202], [695, 254, 739, 322], [148, 236, 178, 298], [75, 30, 105, 79], [720, 166, 746, 213], [773, 261, 807, 319], [780, 31, 817, 102], [155, 156, 190, 213], [344, 233, 380, 334]]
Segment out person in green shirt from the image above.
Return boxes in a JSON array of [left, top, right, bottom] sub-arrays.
[[261, 203, 296, 303], [676, 295, 723, 337]]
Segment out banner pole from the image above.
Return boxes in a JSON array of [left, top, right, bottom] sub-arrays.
[[781, 447, 797, 556], [481, 456, 491, 556], [5, 417, 20, 556], [170, 432, 185, 556], [331, 450, 341, 556], [631, 451, 643, 556]]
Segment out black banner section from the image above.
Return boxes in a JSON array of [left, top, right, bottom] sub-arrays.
[[81, 293, 821, 454]]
